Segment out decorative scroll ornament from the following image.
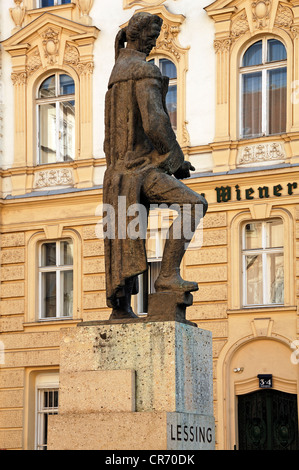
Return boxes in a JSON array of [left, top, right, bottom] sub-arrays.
[[42, 28, 60, 65], [275, 3, 293, 28], [237, 142, 286, 165], [152, 23, 182, 60], [77, 61, 94, 75], [26, 49, 42, 77], [11, 72, 27, 86], [231, 12, 249, 38], [34, 169, 74, 189], [10, 0, 25, 32], [274, 3, 298, 38], [252, 0, 271, 29], [64, 43, 80, 67], [213, 38, 232, 53]]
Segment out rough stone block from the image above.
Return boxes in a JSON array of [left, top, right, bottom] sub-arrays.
[[0, 299, 24, 315], [59, 370, 135, 413], [0, 282, 25, 298], [193, 284, 227, 302], [83, 292, 107, 309], [83, 274, 105, 292], [48, 411, 215, 451], [82, 225, 98, 240], [60, 322, 213, 415], [0, 266, 25, 281], [0, 248, 25, 265], [202, 229, 227, 247], [0, 316, 24, 332], [185, 247, 227, 266], [0, 233, 25, 248], [0, 429, 23, 450], [83, 258, 105, 274], [83, 241, 104, 257]]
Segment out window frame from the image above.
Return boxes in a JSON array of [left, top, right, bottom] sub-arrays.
[[241, 219, 284, 307], [148, 56, 178, 132], [38, 0, 71, 7], [35, 386, 59, 450], [134, 230, 165, 315], [36, 72, 75, 165], [239, 37, 287, 139], [38, 239, 74, 321]]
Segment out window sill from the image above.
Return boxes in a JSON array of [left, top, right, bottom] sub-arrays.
[[24, 318, 82, 331], [227, 305, 297, 315], [27, 3, 76, 15]]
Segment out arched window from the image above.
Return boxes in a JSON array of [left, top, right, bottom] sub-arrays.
[[240, 38, 287, 138], [148, 57, 177, 131], [36, 72, 75, 164]]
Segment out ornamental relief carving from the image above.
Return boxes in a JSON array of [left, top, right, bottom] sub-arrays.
[[11, 72, 27, 86], [124, 0, 167, 9], [231, 11, 249, 39], [237, 142, 286, 166], [41, 27, 60, 65], [151, 23, 182, 61], [64, 43, 80, 67], [212, 1, 299, 54], [34, 168, 74, 189], [252, 0, 271, 30], [26, 48, 42, 77]]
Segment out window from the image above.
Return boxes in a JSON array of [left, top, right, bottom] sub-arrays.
[[36, 387, 59, 450], [240, 38, 287, 138], [242, 219, 284, 306], [148, 58, 177, 130], [39, 240, 73, 319], [39, 0, 71, 7], [135, 231, 165, 315], [36, 73, 75, 164]]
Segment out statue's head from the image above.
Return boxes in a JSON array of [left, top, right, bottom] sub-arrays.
[[127, 12, 162, 55], [115, 12, 162, 60]]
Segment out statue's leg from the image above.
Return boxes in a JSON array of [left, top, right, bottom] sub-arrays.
[[154, 203, 201, 292], [142, 169, 208, 293]]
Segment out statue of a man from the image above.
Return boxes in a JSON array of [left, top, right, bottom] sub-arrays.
[[103, 12, 208, 319]]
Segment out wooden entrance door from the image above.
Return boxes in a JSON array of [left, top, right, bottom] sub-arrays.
[[238, 389, 299, 450]]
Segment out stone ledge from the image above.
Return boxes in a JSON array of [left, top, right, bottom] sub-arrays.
[[48, 411, 215, 451]]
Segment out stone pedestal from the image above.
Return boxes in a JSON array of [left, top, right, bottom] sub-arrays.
[[47, 321, 215, 450]]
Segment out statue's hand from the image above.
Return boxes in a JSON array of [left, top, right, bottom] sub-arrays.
[[174, 161, 195, 179]]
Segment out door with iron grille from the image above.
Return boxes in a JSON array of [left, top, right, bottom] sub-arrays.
[[238, 389, 299, 450]]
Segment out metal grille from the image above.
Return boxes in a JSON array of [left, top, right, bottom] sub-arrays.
[[238, 390, 299, 450], [36, 389, 59, 450]]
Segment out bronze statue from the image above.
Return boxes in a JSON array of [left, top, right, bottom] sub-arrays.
[[103, 12, 208, 320]]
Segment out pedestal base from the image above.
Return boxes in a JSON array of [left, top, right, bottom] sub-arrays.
[[48, 411, 214, 450], [47, 321, 215, 450]]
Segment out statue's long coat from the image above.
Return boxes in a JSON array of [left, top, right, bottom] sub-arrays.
[[103, 48, 184, 308]]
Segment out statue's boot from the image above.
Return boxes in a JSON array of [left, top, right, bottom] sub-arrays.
[[110, 306, 138, 320], [155, 267, 198, 293], [154, 232, 198, 293], [110, 279, 139, 320]]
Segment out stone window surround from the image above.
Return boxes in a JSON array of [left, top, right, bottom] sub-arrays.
[[229, 206, 294, 310], [205, 0, 299, 173], [2, 11, 99, 195], [27, 228, 82, 324]]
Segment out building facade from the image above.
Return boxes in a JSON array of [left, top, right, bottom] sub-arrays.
[[0, 0, 299, 450]]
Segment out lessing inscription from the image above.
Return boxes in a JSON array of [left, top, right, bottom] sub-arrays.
[[170, 424, 213, 443]]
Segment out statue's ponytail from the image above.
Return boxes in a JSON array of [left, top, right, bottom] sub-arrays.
[[115, 27, 127, 62]]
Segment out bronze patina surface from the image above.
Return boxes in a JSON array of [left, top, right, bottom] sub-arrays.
[[103, 12, 208, 322]]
